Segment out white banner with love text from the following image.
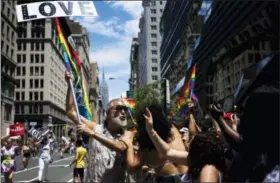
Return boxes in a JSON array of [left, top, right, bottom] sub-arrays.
[[16, 1, 98, 22]]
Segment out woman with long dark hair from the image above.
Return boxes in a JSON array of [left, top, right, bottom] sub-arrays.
[[121, 105, 188, 183], [138, 107, 228, 182]]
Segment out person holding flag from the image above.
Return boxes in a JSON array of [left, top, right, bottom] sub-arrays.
[[65, 72, 136, 183]]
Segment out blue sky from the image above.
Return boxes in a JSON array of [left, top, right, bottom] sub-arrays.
[[71, 1, 142, 101]]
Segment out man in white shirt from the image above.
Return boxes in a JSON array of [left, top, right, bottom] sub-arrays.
[[65, 71, 135, 183]]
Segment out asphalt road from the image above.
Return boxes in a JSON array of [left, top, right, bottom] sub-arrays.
[[1, 152, 76, 183]]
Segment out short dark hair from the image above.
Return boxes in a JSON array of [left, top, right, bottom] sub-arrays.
[[76, 139, 83, 146]]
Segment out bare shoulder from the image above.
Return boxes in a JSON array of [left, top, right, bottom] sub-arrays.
[[200, 165, 220, 182]]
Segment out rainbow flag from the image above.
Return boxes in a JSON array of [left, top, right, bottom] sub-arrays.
[[190, 64, 196, 90], [55, 18, 93, 121], [122, 98, 136, 112]]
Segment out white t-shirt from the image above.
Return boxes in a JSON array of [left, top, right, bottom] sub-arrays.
[[40, 140, 51, 160], [61, 136, 70, 145], [85, 124, 135, 183]]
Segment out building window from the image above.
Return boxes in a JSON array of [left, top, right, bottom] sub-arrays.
[[160, 1, 163, 5], [151, 42, 157, 46], [152, 75, 158, 80], [31, 43, 34, 50], [34, 104, 38, 114], [22, 54, 26, 63], [16, 92, 20, 100], [17, 43, 22, 51], [40, 79, 44, 88], [40, 67, 44, 75], [29, 105, 32, 113], [21, 92, 25, 100], [41, 43, 44, 50], [17, 54, 21, 63], [35, 79, 39, 88], [21, 79, 25, 88], [35, 42, 40, 50], [30, 66, 33, 76], [30, 54, 34, 63], [29, 92, 33, 100], [40, 92, 43, 100], [22, 67, 26, 76], [34, 92, 38, 100], [16, 67, 21, 75], [151, 25, 157, 30], [151, 2, 156, 6], [39, 105, 43, 113], [35, 66, 39, 76], [151, 50, 157, 55], [35, 54, 39, 63], [41, 54, 44, 63], [152, 67, 158, 72], [151, 9, 156, 14], [21, 105, 24, 113], [15, 105, 20, 114], [152, 58, 158, 63], [151, 17, 156, 22], [151, 34, 157, 38], [30, 79, 33, 88]]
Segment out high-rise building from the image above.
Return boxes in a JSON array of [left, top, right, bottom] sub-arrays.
[[160, 0, 204, 93], [14, 18, 71, 137], [138, 0, 166, 88], [1, 1, 18, 136], [67, 19, 91, 91], [129, 37, 139, 91], [192, 1, 279, 110], [100, 70, 109, 107], [89, 62, 104, 124]]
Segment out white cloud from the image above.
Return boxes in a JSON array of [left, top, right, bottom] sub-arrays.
[[110, 1, 142, 19]]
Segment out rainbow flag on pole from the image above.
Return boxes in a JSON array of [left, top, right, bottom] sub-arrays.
[[55, 18, 93, 121]]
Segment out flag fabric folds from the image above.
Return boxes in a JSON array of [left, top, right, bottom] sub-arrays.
[[55, 17, 93, 121]]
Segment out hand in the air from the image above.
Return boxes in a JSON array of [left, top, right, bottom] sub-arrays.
[[143, 108, 154, 132], [65, 71, 74, 82], [77, 123, 95, 136]]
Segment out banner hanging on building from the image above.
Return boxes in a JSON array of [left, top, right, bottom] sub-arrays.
[[16, 1, 98, 22], [9, 123, 25, 137]]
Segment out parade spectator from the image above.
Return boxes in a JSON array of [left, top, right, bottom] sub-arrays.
[[65, 71, 135, 183], [121, 105, 188, 183]]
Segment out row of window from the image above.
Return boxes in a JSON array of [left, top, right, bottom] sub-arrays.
[[1, 20, 16, 42], [16, 79, 44, 89], [150, 9, 163, 14], [15, 91, 44, 101], [17, 54, 44, 64], [15, 104, 44, 114], [1, 40, 15, 60], [18, 42, 45, 51]]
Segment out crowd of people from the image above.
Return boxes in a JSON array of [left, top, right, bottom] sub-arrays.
[[1, 62, 278, 183], [64, 67, 279, 183]]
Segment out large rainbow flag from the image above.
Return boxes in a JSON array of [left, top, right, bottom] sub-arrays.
[[55, 18, 93, 121]]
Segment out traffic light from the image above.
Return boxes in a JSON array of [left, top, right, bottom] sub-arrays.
[[126, 90, 134, 99]]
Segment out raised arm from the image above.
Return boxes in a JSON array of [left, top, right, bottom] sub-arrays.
[[65, 71, 95, 130], [144, 108, 189, 165], [76, 123, 128, 153]]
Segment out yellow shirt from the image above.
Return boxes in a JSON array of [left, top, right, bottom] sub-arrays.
[[75, 147, 87, 168]]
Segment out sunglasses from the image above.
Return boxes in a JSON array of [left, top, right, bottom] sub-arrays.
[[115, 105, 128, 112]]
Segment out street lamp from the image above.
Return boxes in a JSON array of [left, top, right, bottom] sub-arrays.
[[109, 77, 136, 86]]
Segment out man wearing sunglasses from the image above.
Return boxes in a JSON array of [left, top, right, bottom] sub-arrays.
[[65, 72, 135, 183]]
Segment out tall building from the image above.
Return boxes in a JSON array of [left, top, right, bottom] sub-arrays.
[[192, 1, 279, 110], [160, 0, 204, 93], [129, 37, 139, 91], [67, 19, 91, 91], [89, 62, 104, 124], [1, 1, 18, 136], [14, 18, 71, 137], [138, 0, 166, 88], [100, 70, 109, 107]]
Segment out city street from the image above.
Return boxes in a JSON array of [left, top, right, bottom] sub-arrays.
[[1, 152, 76, 183]]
